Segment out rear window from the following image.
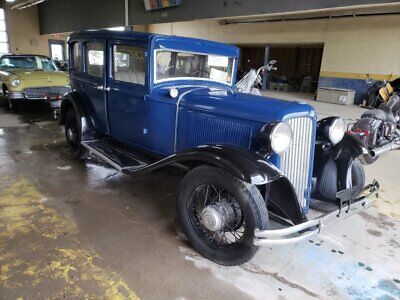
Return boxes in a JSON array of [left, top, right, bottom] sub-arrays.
[[85, 42, 104, 77]]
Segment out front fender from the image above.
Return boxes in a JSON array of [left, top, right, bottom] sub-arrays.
[[124, 145, 283, 186]]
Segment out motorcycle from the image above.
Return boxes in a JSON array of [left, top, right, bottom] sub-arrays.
[[363, 77, 400, 108], [350, 94, 400, 164], [235, 60, 277, 95]]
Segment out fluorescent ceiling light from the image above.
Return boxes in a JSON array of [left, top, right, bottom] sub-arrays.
[[11, 0, 47, 10]]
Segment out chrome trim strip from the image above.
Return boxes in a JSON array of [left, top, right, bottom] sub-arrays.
[[173, 87, 204, 153]]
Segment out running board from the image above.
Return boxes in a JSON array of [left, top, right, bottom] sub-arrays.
[[81, 140, 148, 171]]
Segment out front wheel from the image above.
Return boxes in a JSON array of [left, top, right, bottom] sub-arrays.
[[65, 108, 89, 160], [177, 165, 269, 266]]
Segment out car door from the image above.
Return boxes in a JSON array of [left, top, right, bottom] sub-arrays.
[[107, 41, 148, 146], [79, 40, 108, 133]]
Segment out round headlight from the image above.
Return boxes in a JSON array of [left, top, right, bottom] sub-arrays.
[[329, 118, 346, 145], [11, 78, 21, 87], [270, 122, 293, 154]]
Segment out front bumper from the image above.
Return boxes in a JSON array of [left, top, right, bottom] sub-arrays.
[[254, 181, 379, 246]]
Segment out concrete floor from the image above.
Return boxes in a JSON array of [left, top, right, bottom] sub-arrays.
[[0, 99, 399, 299]]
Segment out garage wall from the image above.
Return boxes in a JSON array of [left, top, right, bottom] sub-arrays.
[[5, 4, 68, 56], [148, 15, 400, 103]]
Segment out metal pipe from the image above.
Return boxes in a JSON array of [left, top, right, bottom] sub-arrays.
[[370, 141, 400, 157], [125, 0, 129, 29]]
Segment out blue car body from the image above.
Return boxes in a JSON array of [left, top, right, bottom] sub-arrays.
[[61, 30, 375, 244]]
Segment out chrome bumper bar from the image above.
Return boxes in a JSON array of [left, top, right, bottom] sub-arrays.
[[254, 181, 379, 246]]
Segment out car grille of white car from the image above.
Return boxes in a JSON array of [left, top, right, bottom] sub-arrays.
[[279, 117, 314, 209], [24, 87, 71, 99]]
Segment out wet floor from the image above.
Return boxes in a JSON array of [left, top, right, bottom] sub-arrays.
[[0, 102, 399, 299]]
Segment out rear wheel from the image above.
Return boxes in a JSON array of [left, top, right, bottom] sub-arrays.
[[177, 165, 269, 266], [65, 108, 89, 160]]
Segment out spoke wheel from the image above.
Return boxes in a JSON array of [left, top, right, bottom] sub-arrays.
[[189, 184, 246, 247], [178, 165, 269, 266]]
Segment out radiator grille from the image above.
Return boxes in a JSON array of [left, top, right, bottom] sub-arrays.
[[24, 86, 70, 99], [280, 117, 314, 209]]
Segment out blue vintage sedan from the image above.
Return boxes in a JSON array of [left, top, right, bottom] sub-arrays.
[[59, 30, 378, 266]]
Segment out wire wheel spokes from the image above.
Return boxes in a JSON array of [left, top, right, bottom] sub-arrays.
[[189, 183, 246, 246]]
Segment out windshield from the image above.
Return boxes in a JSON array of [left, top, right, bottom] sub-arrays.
[[155, 50, 234, 85], [0, 56, 58, 71]]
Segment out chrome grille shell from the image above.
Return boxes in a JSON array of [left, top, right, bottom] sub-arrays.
[[279, 117, 315, 209], [24, 86, 71, 100]]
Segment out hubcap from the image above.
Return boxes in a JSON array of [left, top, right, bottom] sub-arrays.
[[200, 202, 236, 232], [67, 128, 77, 142], [201, 206, 224, 231]]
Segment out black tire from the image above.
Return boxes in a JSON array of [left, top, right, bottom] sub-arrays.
[[177, 165, 269, 266], [8, 100, 21, 111], [65, 108, 89, 160], [352, 158, 365, 196], [359, 153, 379, 165]]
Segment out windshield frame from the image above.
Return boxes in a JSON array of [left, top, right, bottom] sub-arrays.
[[153, 48, 236, 87], [0, 55, 59, 71]]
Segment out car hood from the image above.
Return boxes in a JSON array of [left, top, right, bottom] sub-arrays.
[[5, 69, 68, 81], [174, 86, 316, 123]]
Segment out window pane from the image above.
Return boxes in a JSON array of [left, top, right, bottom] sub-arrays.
[[0, 10, 5, 21], [72, 42, 81, 71], [0, 42, 8, 54], [51, 44, 64, 61], [113, 45, 145, 85], [86, 42, 104, 77], [0, 22, 6, 32], [0, 32, 7, 43], [155, 50, 234, 84]]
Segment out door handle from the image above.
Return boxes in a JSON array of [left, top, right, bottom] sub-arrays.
[[95, 86, 111, 92]]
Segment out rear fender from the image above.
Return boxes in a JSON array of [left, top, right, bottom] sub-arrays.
[[59, 92, 95, 141]]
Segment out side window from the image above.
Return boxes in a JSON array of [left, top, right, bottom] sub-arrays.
[[72, 42, 82, 72], [113, 45, 145, 85], [85, 42, 104, 77]]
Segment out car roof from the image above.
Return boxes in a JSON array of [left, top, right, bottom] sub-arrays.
[[69, 30, 240, 58], [1, 54, 51, 59], [70, 29, 155, 43]]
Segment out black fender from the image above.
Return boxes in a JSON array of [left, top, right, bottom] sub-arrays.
[[122, 144, 305, 224], [312, 133, 368, 202], [266, 177, 307, 224], [124, 145, 283, 186], [58, 92, 96, 141]]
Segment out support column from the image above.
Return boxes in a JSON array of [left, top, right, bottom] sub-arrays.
[[262, 46, 270, 90]]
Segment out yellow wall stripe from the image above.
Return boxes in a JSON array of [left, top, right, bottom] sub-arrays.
[[320, 71, 400, 81]]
